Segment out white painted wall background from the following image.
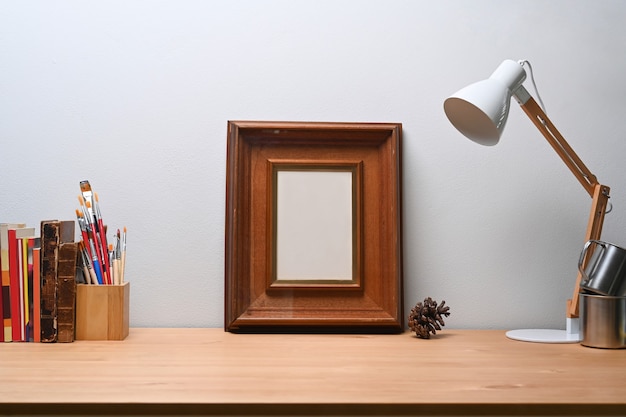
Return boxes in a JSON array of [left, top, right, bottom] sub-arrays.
[[1, 0, 625, 330]]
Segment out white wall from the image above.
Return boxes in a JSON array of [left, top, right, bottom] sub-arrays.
[[1, 0, 625, 330]]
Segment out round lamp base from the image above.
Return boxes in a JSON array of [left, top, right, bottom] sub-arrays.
[[505, 329, 581, 344]]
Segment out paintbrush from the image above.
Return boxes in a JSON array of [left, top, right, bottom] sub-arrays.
[[79, 181, 96, 222], [85, 200, 108, 284], [75, 209, 92, 259], [79, 241, 98, 285], [81, 182, 112, 284], [120, 226, 126, 284], [93, 192, 111, 282], [88, 238, 103, 285]]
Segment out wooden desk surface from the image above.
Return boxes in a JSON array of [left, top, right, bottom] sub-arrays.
[[1, 328, 625, 415]]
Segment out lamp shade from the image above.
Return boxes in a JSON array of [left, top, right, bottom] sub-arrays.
[[444, 60, 527, 146]]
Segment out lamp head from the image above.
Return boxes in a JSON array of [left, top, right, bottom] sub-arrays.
[[443, 60, 527, 146]]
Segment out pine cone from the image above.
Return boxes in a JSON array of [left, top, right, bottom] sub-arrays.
[[408, 297, 450, 339]]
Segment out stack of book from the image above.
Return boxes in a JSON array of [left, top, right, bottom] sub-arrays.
[[0, 221, 78, 343]]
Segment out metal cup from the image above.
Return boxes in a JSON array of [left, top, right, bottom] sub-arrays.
[[579, 240, 626, 297], [580, 293, 626, 349]]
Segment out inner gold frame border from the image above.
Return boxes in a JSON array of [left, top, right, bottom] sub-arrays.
[[225, 121, 403, 333], [268, 160, 363, 289]]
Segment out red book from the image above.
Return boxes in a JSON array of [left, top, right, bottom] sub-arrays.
[[8, 228, 22, 342], [0, 223, 25, 342], [8, 227, 35, 342], [0, 243, 3, 343], [17, 237, 26, 342]]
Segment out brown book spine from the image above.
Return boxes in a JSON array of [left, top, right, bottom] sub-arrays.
[[40, 221, 60, 343], [56, 242, 77, 343]]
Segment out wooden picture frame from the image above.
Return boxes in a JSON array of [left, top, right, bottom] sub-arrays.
[[225, 121, 403, 332]]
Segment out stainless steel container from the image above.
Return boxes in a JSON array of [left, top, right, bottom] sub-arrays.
[[579, 240, 626, 296], [580, 293, 626, 349]]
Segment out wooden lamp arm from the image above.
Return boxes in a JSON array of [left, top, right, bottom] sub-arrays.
[[520, 98, 598, 197], [568, 184, 610, 317], [518, 96, 611, 318]]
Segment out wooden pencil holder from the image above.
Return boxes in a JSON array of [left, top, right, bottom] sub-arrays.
[[75, 282, 130, 341]]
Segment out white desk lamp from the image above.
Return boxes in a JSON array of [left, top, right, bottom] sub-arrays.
[[443, 59, 611, 343]]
